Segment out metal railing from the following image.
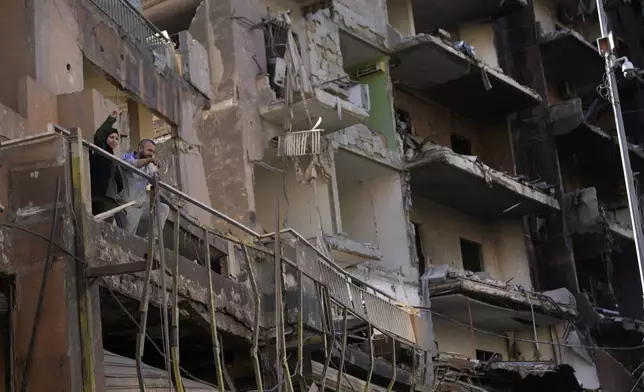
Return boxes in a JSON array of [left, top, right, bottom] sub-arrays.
[[8, 124, 428, 391], [89, 0, 175, 56], [48, 122, 421, 339]]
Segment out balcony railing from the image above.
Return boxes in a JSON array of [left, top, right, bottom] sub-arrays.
[[14, 123, 430, 390], [89, 0, 175, 57]]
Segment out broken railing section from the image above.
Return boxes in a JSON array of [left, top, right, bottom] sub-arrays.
[[46, 122, 430, 390], [256, 232, 433, 389]]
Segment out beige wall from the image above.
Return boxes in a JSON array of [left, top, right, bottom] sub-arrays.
[[411, 197, 533, 290], [458, 23, 499, 70], [534, 0, 558, 36], [395, 89, 514, 173], [254, 158, 336, 238], [387, 0, 415, 37], [434, 317, 559, 362], [338, 172, 414, 273]]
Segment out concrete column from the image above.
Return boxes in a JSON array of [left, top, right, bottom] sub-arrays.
[[127, 99, 155, 146], [5, 137, 96, 392], [188, 0, 266, 231]]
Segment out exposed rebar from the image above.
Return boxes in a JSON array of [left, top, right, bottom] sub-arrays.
[[204, 228, 226, 392], [244, 245, 264, 392]]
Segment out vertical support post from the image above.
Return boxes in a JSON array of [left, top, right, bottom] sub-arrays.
[[386, 337, 397, 392], [296, 265, 305, 391], [245, 245, 264, 392], [69, 127, 98, 392], [363, 324, 374, 392], [171, 209, 185, 392], [204, 229, 226, 392], [156, 196, 172, 386], [274, 197, 283, 391], [320, 288, 334, 392], [335, 307, 348, 392], [136, 181, 158, 392]]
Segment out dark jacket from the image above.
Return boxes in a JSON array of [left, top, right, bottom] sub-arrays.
[[90, 116, 124, 212]]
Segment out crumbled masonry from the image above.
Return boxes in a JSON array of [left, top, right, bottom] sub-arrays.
[[0, 0, 643, 390]]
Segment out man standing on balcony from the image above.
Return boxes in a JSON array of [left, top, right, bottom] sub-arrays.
[[121, 139, 170, 237]]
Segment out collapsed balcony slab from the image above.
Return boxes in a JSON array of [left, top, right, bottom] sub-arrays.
[[260, 88, 369, 134], [407, 145, 560, 220], [86, 217, 255, 340], [427, 266, 576, 331], [319, 234, 384, 269], [540, 29, 604, 95], [390, 34, 541, 118]]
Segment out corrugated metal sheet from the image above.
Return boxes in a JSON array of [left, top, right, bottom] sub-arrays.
[[104, 350, 216, 391]]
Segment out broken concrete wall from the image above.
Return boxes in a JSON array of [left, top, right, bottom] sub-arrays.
[[0, 137, 86, 391], [395, 89, 514, 173], [189, 0, 266, 229], [337, 171, 414, 274], [411, 197, 533, 290], [34, 0, 83, 96], [306, 8, 347, 86], [0, 103, 27, 141], [331, 127, 403, 168], [533, 0, 558, 36], [387, 0, 416, 37], [333, 0, 388, 47], [254, 157, 337, 238], [458, 22, 501, 70], [0, 0, 36, 113]]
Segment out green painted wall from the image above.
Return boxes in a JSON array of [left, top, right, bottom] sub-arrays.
[[348, 56, 397, 150]]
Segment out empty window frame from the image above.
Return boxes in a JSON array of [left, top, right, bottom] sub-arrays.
[[460, 238, 483, 272]]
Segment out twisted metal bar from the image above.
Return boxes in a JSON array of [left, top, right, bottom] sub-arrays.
[[204, 229, 226, 391]]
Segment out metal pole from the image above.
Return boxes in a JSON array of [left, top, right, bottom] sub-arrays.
[[596, 0, 644, 305]]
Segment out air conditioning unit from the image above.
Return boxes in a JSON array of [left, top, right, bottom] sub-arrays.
[[347, 84, 371, 112], [356, 61, 386, 79]]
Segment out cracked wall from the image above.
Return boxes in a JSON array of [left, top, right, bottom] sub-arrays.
[[395, 88, 515, 174], [411, 197, 534, 290], [333, 0, 388, 46]]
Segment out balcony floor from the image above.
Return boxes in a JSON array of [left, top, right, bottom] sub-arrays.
[[407, 144, 560, 220], [391, 34, 541, 118], [260, 88, 369, 134]]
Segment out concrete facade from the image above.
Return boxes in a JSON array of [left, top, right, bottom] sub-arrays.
[[0, 0, 642, 390]]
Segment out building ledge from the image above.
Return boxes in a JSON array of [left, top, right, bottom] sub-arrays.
[[323, 234, 384, 269], [540, 28, 603, 94], [411, 0, 527, 32], [407, 144, 560, 220], [551, 101, 644, 161], [425, 265, 576, 331], [390, 34, 541, 118], [260, 88, 369, 134]]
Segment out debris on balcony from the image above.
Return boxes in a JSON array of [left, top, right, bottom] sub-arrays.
[[390, 33, 541, 117], [425, 264, 578, 330], [407, 143, 560, 219]]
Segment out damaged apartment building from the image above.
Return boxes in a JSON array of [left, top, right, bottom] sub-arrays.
[[0, 0, 644, 390]]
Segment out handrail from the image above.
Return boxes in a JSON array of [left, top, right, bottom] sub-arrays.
[[49, 124, 410, 309], [51, 124, 260, 237], [88, 0, 175, 55]]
